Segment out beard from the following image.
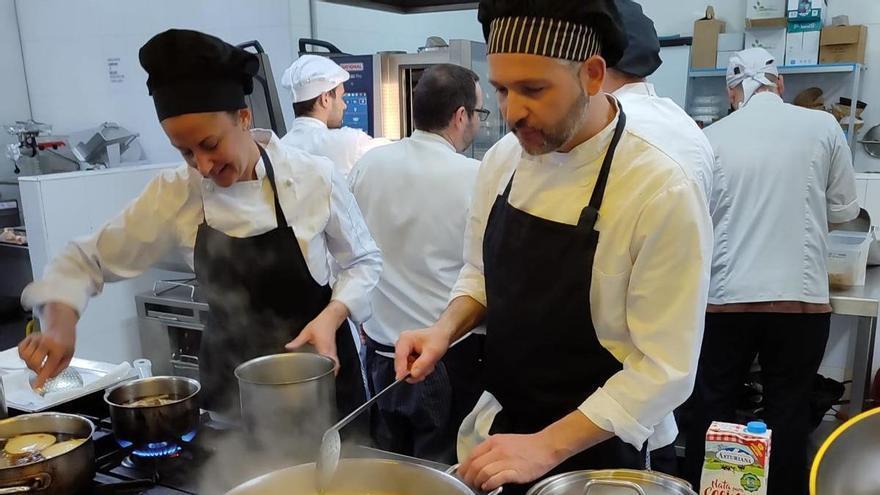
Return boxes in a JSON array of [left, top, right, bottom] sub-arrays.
[[513, 90, 590, 156]]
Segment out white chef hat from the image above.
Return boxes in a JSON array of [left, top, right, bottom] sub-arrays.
[[726, 47, 779, 108], [281, 55, 350, 103]]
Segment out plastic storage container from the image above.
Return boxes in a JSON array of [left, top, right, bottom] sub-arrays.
[[827, 230, 872, 287]]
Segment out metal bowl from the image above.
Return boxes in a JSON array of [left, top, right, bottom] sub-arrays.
[[527, 469, 696, 495], [104, 376, 200, 447], [224, 458, 482, 495], [860, 124, 880, 158], [0, 413, 95, 495], [810, 407, 880, 494]]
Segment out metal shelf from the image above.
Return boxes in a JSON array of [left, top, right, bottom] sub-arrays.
[[688, 63, 863, 78], [687, 63, 866, 155]]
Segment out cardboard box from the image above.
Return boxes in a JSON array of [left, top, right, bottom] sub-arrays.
[[786, 0, 825, 22], [747, 0, 785, 20], [718, 32, 745, 51], [820, 25, 867, 64], [745, 27, 787, 65], [746, 17, 788, 29], [693, 6, 726, 69], [786, 20, 822, 66]]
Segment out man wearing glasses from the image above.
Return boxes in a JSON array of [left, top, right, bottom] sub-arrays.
[[348, 63, 489, 463]]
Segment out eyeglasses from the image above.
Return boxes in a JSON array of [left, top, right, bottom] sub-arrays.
[[473, 108, 491, 122]]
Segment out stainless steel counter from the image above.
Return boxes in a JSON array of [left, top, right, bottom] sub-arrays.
[[830, 267, 880, 415]]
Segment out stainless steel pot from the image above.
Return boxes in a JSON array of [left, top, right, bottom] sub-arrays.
[[527, 469, 696, 495], [104, 376, 200, 447], [224, 458, 488, 495], [0, 413, 95, 495], [810, 407, 880, 494], [234, 353, 335, 453]]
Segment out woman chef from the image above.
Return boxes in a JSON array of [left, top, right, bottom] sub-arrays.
[[17, 29, 381, 418]]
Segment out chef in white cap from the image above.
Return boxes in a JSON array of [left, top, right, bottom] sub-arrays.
[[280, 55, 390, 176], [683, 47, 859, 494]]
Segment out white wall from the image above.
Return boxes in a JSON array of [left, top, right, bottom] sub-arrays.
[[312, 1, 483, 54], [0, 0, 31, 198], [15, 0, 295, 165]]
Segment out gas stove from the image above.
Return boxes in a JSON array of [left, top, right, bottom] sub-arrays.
[[89, 413, 231, 495]]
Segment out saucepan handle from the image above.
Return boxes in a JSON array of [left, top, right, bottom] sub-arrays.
[[446, 464, 504, 494], [583, 479, 647, 495], [0, 473, 52, 494]]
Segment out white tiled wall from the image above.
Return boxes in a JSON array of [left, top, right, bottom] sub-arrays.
[[0, 0, 31, 185], [15, 0, 296, 165]]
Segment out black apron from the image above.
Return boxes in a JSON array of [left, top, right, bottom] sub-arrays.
[[482, 109, 645, 494], [193, 144, 366, 420]]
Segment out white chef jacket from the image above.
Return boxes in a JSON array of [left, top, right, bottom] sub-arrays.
[[349, 130, 482, 347], [280, 117, 390, 176], [705, 92, 859, 305], [613, 82, 715, 209], [453, 100, 713, 456], [22, 130, 382, 324]]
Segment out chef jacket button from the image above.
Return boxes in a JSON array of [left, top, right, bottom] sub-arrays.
[[285, 178, 294, 187]]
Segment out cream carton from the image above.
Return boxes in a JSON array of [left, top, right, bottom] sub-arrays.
[[700, 421, 772, 495]]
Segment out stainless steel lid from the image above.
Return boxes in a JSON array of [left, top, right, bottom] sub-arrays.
[[527, 469, 696, 495]]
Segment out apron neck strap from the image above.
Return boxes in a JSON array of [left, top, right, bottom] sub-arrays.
[[587, 105, 626, 211], [257, 142, 289, 228]]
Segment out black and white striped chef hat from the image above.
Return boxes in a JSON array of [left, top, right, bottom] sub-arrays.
[[478, 0, 628, 64]]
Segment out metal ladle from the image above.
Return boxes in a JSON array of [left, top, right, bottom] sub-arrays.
[[316, 373, 410, 492], [28, 368, 84, 397]]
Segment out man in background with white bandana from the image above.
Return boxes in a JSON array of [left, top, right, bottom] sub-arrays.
[[393, 1, 712, 493], [683, 47, 859, 494], [280, 55, 389, 175]]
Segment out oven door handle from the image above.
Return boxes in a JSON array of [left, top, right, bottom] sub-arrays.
[[170, 353, 199, 367], [145, 311, 183, 322]]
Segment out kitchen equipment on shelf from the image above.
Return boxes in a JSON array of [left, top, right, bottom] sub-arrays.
[[859, 124, 880, 158]]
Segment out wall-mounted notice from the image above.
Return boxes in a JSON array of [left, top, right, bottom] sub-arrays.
[[107, 57, 125, 85]]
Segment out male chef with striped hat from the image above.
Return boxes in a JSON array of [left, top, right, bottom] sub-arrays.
[[393, 0, 713, 493]]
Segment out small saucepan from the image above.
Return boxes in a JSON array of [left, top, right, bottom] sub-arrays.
[[104, 376, 200, 448]]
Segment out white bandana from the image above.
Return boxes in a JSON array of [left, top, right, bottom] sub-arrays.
[[726, 47, 779, 108]]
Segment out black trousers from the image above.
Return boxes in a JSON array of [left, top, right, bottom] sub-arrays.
[[366, 334, 484, 464], [683, 312, 830, 495]]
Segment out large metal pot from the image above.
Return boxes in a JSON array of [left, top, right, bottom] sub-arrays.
[[225, 458, 486, 495], [234, 353, 335, 454], [0, 413, 95, 495], [104, 376, 200, 447], [527, 469, 696, 495], [810, 407, 880, 494]]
